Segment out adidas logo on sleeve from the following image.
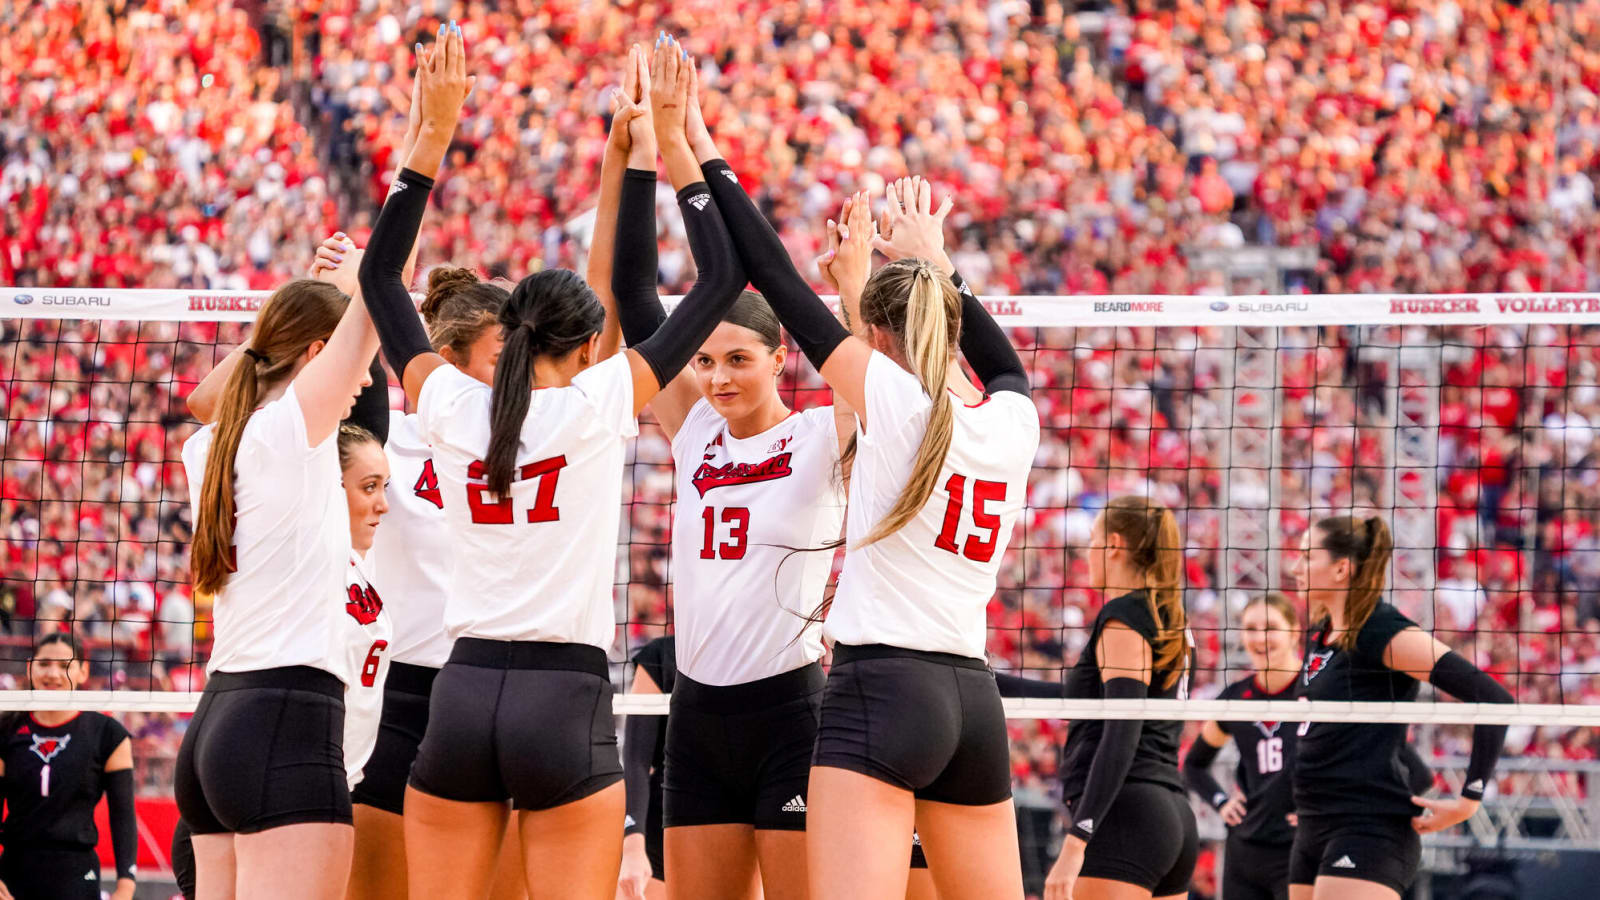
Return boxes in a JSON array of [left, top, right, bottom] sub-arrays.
[[722, 170, 739, 183], [1331, 855, 1357, 869], [687, 193, 711, 211], [781, 794, 807, 813], [1465, 779, 1484, 794]]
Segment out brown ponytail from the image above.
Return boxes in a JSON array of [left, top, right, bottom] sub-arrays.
[[1102, 495, 1188, 689], [191, 280, 348, 594], [853, 259, 961, 549], [1312, 515, 1393, 651]]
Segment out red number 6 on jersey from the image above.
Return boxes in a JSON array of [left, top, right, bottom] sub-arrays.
[[361, 640, 388, 688]]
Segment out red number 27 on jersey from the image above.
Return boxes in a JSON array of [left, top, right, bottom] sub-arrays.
[[464, 456, 569, 524]]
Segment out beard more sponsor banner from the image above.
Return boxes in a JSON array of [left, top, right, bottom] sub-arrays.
[[5, 287, 1600, 326]]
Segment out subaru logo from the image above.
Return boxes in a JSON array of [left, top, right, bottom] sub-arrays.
[[1209, 300, 1228, 311], [12, 293, 33, 305]]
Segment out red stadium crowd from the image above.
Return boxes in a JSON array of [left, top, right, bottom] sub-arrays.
[[3, 0, 1600, 826]]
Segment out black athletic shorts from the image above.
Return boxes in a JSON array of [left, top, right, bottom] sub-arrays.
[[171, 818, 197, 900], [1289, 813, 1420, 894], [812, 644, 1010, 806], [1223, 833, 1291, 900], [1074, 781, 1197, 896], [0, 846, 101, 900], [664, 662, 824, 830], [174, 666, 351, 835], [350, 662, 438, 815], [409, 639, 623, 810]]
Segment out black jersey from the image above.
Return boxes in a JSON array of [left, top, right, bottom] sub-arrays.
[[1216, 675, 1298, 845], [1293, 603, 1421, 819], [632, 637, 678, 778], [1, 711, 129, 849], [1060, 591, 1188, 806]]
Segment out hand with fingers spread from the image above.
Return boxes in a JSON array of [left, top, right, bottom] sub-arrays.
[[1411, 793, 1480, 834], [874, 175, 955, 275]]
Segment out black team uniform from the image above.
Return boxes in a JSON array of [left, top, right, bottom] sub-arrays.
[[624, 636, 678, 882]]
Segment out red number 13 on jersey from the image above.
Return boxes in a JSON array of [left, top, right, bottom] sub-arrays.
[[933, 474, 1006, 562]]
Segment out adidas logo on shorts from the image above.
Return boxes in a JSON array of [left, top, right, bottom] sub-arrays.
[[782, 794, 807, 813], [1332, 855, 1357, 869], [85, 870, 97, 881], [687, 193, 711, 211]]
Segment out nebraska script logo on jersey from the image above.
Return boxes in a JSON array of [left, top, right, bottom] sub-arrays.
[[30, 733, 71, 763], [691, 453, 794, 497], [346, 584, 383, 625], [1303, 650, 1334, 684]]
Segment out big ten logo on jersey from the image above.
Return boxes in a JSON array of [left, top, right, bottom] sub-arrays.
[[346, 582, 383, 625], [413, 459, 444, 509], [464, 456, 568, 524], [933, 473, 1007, 562]]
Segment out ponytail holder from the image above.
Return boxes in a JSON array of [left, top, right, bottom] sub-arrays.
[[243, 347, 268, 365]]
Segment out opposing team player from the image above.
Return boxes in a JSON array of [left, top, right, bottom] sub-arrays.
[[1182, 593, 1302, 900], [604, 39, 849, 900], [1047, 497, 1197, 900], [619, 636, 677, 900], [356, 30, 746, 900], [1287, 516, 1512, 900], [0, 634, 137, 900], [689, 84, 1039, 896]]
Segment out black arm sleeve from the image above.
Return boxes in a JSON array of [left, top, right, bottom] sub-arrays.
[[622, 712, 660, 837], [1429, 652, 1512, 800], [994, 672, 1067, 698], [343, 354, 390, 444], [357, 167, 437, 377], [1181, 735, 1231, 810], [629, 183, 747, 388], [1067, 677, 1145, 840], [949, 270, 1030, 397], [611, 169, 667, 347], [106, 767, 138, 880], [700, 159, 849, 369]]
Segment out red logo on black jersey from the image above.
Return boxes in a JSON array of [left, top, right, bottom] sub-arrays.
[[30, 733, 70, 763], [691, 453, 794, 497], [1255, 721, 1282, 738], [346, 584, 383, 625], [1303, 650, 1334, 684]]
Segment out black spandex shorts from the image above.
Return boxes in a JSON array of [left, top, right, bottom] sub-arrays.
[[174, 666, 351, 835], [1223, 833, 1291, 900], [0, 846, 100, 900], [350, 662, 438, 815], [664, 662, 824, 830], [1075, 781, 1197, 896], [409, 639, 622, 810], [1289, 813, 1420, 895], [910, 831, 928, 869], [812, 644, 1010, 806]]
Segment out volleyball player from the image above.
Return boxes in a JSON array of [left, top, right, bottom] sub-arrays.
[[686, 78, 1038, 899], [619, 636, 676, 900], [603, 38, 849, 900], [0, 634, 137, 900], [1286, 516, 1512, 900], [1046, 497, 1197, 900], [1182, 593, 1302, 900], [335, 423, 394, 795], [356, 29, 747, 900]]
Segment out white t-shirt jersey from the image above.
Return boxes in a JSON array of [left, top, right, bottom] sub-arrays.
[[181, 385, 350, 675], [416, 355, 638, 648], [339, 551, 393, 789], [668, 400, 845, 685], [366, 411, 453, 667], [825, 353, 1040, 660]]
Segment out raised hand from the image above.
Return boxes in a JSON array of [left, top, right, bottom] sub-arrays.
[[650, 32, 689, 149], [308, 233, 364, 298], [407, 20, 474, 177], [685, 52, 717, 161], [874, 175, 955, 274], [609, 43, 654, 165], [822, 190, 875, 302]]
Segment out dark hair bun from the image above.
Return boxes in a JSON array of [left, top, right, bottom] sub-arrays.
[[421, 266, 482, 322]]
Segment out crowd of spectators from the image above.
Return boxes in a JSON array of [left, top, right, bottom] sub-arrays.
[[5, 0, 1600, 884]]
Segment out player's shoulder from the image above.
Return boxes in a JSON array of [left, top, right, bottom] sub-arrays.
[[1355, 601, 1419, 658], [1219, 675, 1255, 701], [1100, 590, 1159, 638]]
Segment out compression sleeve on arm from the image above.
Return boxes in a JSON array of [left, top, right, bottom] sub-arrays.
[[611, 169, 668, 347], [106, 768, 138, 880], [357, 167, 436, 376], [1067, 677, 1146, 841], [1181, 736, 1230, 810], [700, 159, 849, 369], [994, 672, 1067, 699], [1429, 652, 1512, 800], [949, 270, 1030, 397], [343, 354, 390, 444], [622, 713, 660, 837], [630, 183, 747, 387]]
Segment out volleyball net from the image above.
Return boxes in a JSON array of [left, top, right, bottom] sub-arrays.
[[4, 287, 1600, 753]]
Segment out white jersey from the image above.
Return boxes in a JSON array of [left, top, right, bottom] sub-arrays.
[[181, 385, 350, 675], [669, 400, 845, 685], [366, 411, 453, 667], [416, 355, 637, 648], [338, 551, 393, 789], [825, 353, 1039, 659]]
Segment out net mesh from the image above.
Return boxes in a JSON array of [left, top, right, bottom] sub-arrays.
[[5, 292, 1600, 805]]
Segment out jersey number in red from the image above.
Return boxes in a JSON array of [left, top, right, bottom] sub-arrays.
[[465, 456, 568, 524], [361, 640, 388, 688], [413, 459, 444, 509], [700, 506, 750, 560], [933, 474, 1007, 562]]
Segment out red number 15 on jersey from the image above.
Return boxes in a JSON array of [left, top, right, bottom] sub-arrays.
[[464, 456, 568, 524], [933, 474, 1006, 562]]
